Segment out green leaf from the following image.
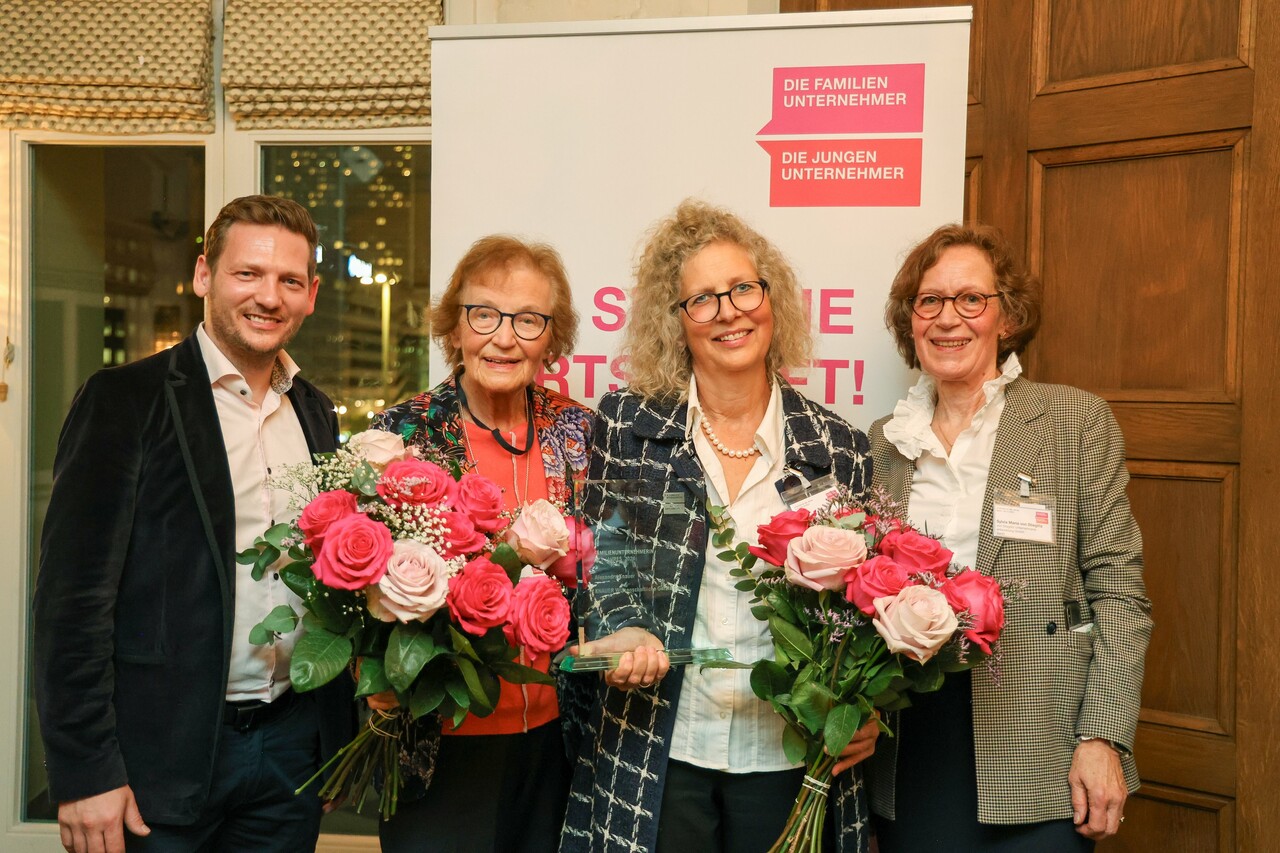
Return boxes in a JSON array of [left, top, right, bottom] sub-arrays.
[[385, 624, 443, 692], [741, 553, 758, 570], [235, 546, 260, 565], [750, 604, 772, 621], [716, 550, 738, 563], [734, 579, 758, 593], [769, 615, 814, 662], [354, 657, 392, 697], [781, 722, 809, 765], [906, 659, 945, 694], [488, 542, 524, 583], [490, 659, 556, 686], [449, 626, 482, 662], [824, 702, 866, 757], [289, 628, 353, 692], [791, 680, 837, 734], [749, 659, 795, 702], [734, 541, 753, 559], [864, 660, 903, 701], [261, 604, 299, 635], [263, 522, 295, 550], [352, 461, 380, 496], [765, 591, 799, 625], [248, 622, 274, 646], [280, 566, 318, 601], [409, 677, 447, 719], [712, 528, 734, 549], [456, 657, 499, 715], [250, 545, 280, 581], [471, 627, 516, 663]]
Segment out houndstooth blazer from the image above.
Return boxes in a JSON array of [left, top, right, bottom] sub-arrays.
[[560, 380, 873, 853], [865, 377, 1152, 825]]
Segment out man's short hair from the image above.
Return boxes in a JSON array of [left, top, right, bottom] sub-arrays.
[[203, 195, 319, 279]]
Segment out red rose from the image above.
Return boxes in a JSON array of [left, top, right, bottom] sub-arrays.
[[312, 513, 393, 590], [747, 508, 813, 567], [448, 555, 514, 636], [890, 530, 953, 580], [297, 489, 358, 551], [438, 510, 489, 559], [454, 473, 506, 533], [941, 570, 1005, 653], [376, 459, 459, 508], [547, 518, 596, 589], [845, 555, 914, 615], [504, 574, 572, 655]]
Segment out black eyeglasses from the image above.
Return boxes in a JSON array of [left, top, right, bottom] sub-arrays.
[[676, 280, 769, 323], [461, 304, 553, 340], [910, 291, 1002, 320]]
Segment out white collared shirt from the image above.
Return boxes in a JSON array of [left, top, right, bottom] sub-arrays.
[[668, 374, 797, 773], [196, 324, 311, 702], [881, 354, 1023, 570]]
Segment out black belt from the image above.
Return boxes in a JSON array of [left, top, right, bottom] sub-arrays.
[[223, 689, 299, 732]]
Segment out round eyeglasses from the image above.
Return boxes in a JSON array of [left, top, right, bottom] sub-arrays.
[[462, 304, 553, 340], [676, 280, 769, 323], [910, 291, 1002, 320]]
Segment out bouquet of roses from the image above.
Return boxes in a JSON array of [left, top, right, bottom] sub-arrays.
[[709, 487, 1009, 853], [235, 428, 591, 818]]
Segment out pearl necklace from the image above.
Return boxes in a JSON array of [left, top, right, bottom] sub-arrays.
[[700, 414, 760, 459]]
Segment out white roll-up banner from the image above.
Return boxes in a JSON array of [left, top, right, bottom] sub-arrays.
[[429, 7, 971, 429]]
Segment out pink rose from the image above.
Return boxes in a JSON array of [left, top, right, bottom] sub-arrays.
[[454, 473, 506, 534], [784, 525, 869, 592], [845, 555, 915, 615], [547, 518, 596, 589], [346, 428, 412, 469], [504, 574, 572, 656], [312, 513, 394, 590], [297, 489, 359, 551], [873, 521, 906, 558], [366, 540, 450, 623], [890, 530, 953, 581], [438, 511, 489, 559], [941, 570, 1005, 654], [448, 555, 514, 636], [376, 459, 459, 508], [506, 499, 570, 570], [748, 509, 813, 567], [872, 585, 959, 664]]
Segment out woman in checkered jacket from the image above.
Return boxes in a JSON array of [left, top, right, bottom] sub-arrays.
[[560, 200, 878, 853], [865, 223, 1152, 852]]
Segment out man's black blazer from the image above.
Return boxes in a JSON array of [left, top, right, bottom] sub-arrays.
[[33, 332, 352, 824]]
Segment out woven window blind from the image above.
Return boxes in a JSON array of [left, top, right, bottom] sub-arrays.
[[0, 0, 215, 133], [222, 0, 442, 129]]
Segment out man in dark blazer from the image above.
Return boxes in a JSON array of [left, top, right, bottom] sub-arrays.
[[34, 195, 351, 853]]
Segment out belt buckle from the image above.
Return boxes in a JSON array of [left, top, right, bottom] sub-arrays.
[[229, 703, 260, 732]]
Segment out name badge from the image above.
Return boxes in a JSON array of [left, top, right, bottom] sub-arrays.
[[661, 490, 686, 515], [991, 486, 1056, 544], [780, 473, 839, 513]]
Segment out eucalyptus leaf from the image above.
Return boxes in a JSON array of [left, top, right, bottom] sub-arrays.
[[385, 624, 442, 692], [290, 629, 353, 692], [250, 545, 279, 582], [261, 604, 299, 635], [717, 550, 738, 563], [248, 622, 274, 646], [263, 522, 295, 550], [741, 553, 757, 570], [712, 528, 733, 549], [235, 546, 260, 565], [735, 579, 758, 593]]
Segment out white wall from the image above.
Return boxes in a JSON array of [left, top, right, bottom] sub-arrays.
[[447, 0, 778, 25]]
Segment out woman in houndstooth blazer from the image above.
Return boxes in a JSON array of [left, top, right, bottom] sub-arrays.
[[866, 224, 1152, 852], [560, 200, 878, 853]]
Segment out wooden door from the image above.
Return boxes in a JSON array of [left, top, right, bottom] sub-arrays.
[[784, 2, 1280, 850]]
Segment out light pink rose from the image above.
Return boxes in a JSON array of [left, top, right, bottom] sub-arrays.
[[346, 428, 411, 469], [845, 555, 915, 615], [547, 518, 596, 589], [504, 574, 572, 655], [366, 540, 450, 623], [784, 525, 869, 591], [872, 585, 958, 664], [889, 530, 954, 581], [312, 513, 394, 591], [747, 509, 812, 567], [454, 473, 506, 534], [940, 570, 1005, 654], [506, 499, 570, 570], [376, 459, 459, 509], [447, 555, 514, 636], [438, 510, 489, 560], [297, 489, 359, 551]]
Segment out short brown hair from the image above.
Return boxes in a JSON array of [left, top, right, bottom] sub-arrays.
[[885, 223, 1041, 369], [203, 195, 319, 279], [625, 199, 812, 400], [431, 235, 579, 368]]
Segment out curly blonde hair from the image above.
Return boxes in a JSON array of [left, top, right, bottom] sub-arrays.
[[624, 199, 812, 400]]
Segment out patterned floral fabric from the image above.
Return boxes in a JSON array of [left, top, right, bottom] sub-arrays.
[[371, 372, 595, 799], [560, 381, 873, 853]]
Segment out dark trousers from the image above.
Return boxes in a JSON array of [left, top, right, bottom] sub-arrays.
[[379, 720, 570, 853], [127, 692, 323, 853], [873, 671, 1093, 853], [656, 760, 826, 853]]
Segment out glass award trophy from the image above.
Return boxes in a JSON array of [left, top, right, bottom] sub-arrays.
[[556, 477, 733, 672]]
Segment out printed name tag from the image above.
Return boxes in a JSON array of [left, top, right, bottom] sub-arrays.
[[991, 487, 1055, 543], [661, 490, 686, 515], [780, 473, 839, 513]]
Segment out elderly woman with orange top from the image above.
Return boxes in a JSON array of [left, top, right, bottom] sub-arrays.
[[368, 235, 594, 852], [866, 223, 1152, 852]]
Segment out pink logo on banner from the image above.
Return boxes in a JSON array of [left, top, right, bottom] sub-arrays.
[[759, 64, 925, 135], [757, 138, 922, 208]]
